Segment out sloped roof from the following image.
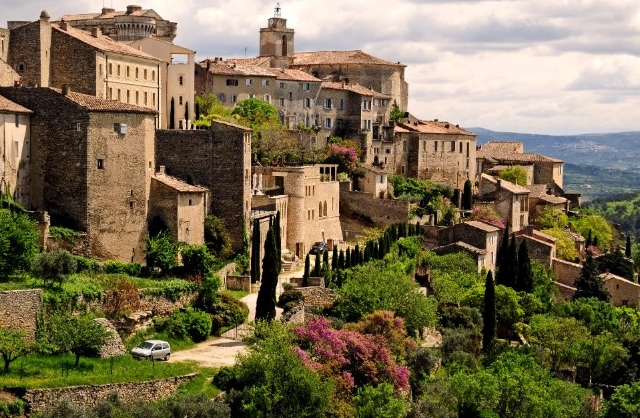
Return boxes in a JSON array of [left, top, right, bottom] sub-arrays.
[[482, 173, 530, 194], [477, 141, 562, 163], [53, 24, 162, 62], [154, 173, 208, 193], [269, 68, 321, 82], [321, 81, 390, 99], [50, 88, 157, 114], [198, 60, 275, 77], [225, 57, 272, 68], [434, 241, 487, 256], [601, 272, 640, 287], [478, 141, 524, 154], [0, 94, 32, 114], [59, 8, 160, 21], [293, 50, 405, 67], [395, 120, 475, 136], [528, 184, 567, 204], [464, 220, 501, 233]]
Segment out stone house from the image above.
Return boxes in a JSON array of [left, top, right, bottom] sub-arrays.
[[601, 272, 640, 308], [254, 164, 343, 257], [357, 164, 388, 199], [527, 183, 569, 225], [514, 226, 557, 268], [127, 37, 195, 130], [478, 174, 530, 232], [0, 94, 31, 207], [377, 119, 477, 190], [436, 220, 500, 272], [57, 5, 177, 43], [7, 14, 163, 125], [155, 121, 252, 252], [270, 68, 322, 129], [149, 169, 208, 245], [0, 86, 157, 262]]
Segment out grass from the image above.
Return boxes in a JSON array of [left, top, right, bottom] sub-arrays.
[[225, 290, 249, 300]]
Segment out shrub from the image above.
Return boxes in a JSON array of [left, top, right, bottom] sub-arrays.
[[181, 244, 216, 278], [103, 277, 140, 318], [32, 249, 77, 287], [204, 215, 233, 259], [48, 226, 79, 244], [103, 260, 141, 277], [167, 309, 212, 342], [75, 256, 101, 274], [277, 289, 303, 312], [209, 291, 249, 336], [144, 279, 197, 302], [0, 209, 40, 280], [146, 231, 181, 274]]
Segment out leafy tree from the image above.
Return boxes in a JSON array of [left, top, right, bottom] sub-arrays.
[[231, 98, 279, 127], [389, 100, 405, 122], [204, 215, 233, 259], [499, 165, 528, 185], [597, 248, 634, 280], [517, 239, 533, 292], [482, 271, 496, 353], [46, 312, 110, 366], [602, 381, 640, 418], [180, 244, 215, 278], [462, 179, 473, 210], [574, 253, 610, 302], [527, 314, 590, 372], [535, 206, 569, 230], [572, 214, 613, 249], [542, 228, 579, 261], [255, 227, 278, 321], [31, 249, 77, 288], [145, 231, 181, 274], [354, 383, 409, 418], [0, 209, 40, 280], [0, 327, 31, 373]]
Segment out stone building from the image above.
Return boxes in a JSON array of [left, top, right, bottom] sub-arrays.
[[270, 68, 323, 129], [0, 86, 157, 262], [513, 226, 557, 268], [149, 169, 208, 245], [7, 14, 163, 125], [357, 165, 388, 199], [0, 28, 8, 62], [601, 271, 640, 308], [478, 174, 530, 232], [254, 164, 343, 257], [128, 37, 195, 129], [155, 121, 252, 252], [0, 28, 20, 87], [0, 94, 31, 207], [57, 5, 177, 43], [436, 220, 500, 272]]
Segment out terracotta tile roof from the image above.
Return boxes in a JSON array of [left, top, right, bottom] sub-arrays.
[[482, 173, 530, 194], [198, 60, 276, 77], [0, 94, 32, 114], [464, 220, 501, 233], [154, 173, 209, 193], [528, 184, 569, 205], [50, 88, 158, 114], [321, 81, 391, 99], [435, 241, 487, 255], [59, 9, 156, 21], [225, 57, 272, 68], [479, 141, 524, 154], [53, 24, 162, 62], [395, 120, 475, 136], [477, 141, 563, 163], [269, 68, 321, 82], [293, 50, 405, 67]]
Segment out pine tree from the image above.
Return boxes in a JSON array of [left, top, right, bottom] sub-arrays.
[[626, 235, 632, 258], [255, 227, 278, 321], [517, 239, 533, 293], [250, 219, 261, 283], [338, 249, 345, 270], [482, 270, 496, 353], [462, 179, 473, 211], [332, 246, 338, 271], [313, 252, 321, 277], [169, 97, 175, 129], [303, 254, 310, 287], [574, 253, 610, 302]]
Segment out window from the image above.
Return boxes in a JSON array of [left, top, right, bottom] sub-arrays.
[[264, 94, 271, 103], [135, 91, 139, 104], [362, 120, 371, 130], [217, 93, 226, 102], [380, 99, 388, 107], [126, 90, 130, 103], [249, 94, 256, 99], [279, 98, 285, 106], [325, 118, 332, 128], [339, 99, 345, 110], [434, 141, 438, 152], [144, 69, 147, 80], [280, 82, 285, 89], [262, 79, 269, 86], [17, 63, 25, 72], [231, 95, 237, 103], [226, 79, 238, 86], [109, 63, 113, 75], [179, 96, 183, 105], [289, 92, 293, 99], [126, 66, 130, 78], [188, 199, 193, 206], [76, 122, 81, 132], [14, 115, 19, 127], [450, 141, 455, 152], [459, 142, 463, 153], [362, 100, 372, 110], [304, 98, 311, 108], [109, 88, 113, 99], [151, 70, 156, 81], [117, 89, 121, 101], [99, 64, 103, 76], [179, 75, 184, 85], [144, 92, 148, 105], [152, 93, 156, 106], [117, 65, 120, 76], [403, 141, 407, 152], [246, 78, 253, 86], [302, 82, 310, 91], [135, 67, 139, 78], [324, 98, 332, 109], [97, 159, 104, 169]]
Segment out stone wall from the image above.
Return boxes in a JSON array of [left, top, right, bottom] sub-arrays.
[[288, 277, 324, 287], [340, 184, 410, 227], [23, 373, 198, 414], [8, 19, 51, 88], [0, 289, 42, 339], [553, 258, 582, 287], [298, 286, 337, 310], [226, 276, 252, 292]]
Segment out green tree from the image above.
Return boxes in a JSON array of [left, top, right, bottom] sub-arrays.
[[354, 383, 409, 418], [47, 312, 110, 366], [0, 327, 31, 373], [0, 209, 40, 280], [462, 179, 473, 210], [231, 98, 279, 128], [516, 239, 533, 292], [482, 271, 496, 353], [204, 215, 233, 259], [542, 228, 579, 261], [250, 219, 261, 283], [313, 252, 321, 277], [497, 224, 510, 271], [574, 253, 610, 302], [626, 235, 632, 258], [535, 206, 569, 230], [602, 381, 640, 418], [332, 245, 338, 271], [255, 227, 278, 321], [31, 249, 77, 288], [527, 314, 590, 372], [499, 165, 527, 186], [180, 244, 215, 279], [146, 231, 181, 274], [572, 214, 613, 249], [389, 100, 405, 122]]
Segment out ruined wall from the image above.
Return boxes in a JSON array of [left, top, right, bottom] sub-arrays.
[[0, 289, 42, 339], [340, 183, 410, 227], [23, 373, 197, 413]]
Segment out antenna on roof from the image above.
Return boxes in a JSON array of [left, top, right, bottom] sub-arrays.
[[244, 47, 247, 57], [274, 3, 281, 17]]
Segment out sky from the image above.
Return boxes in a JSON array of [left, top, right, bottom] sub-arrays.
[[4, 0, 640, 135]]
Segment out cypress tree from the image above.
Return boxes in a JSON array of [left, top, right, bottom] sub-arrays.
[[184, 101, 189, 123], [195, 101, 200, 121], [255, 227, 278, 321], [346, 248, 352, 268], [504, 234, 519, 289], [462, 179, 473, 210], [517, 239, 533, 293], [363, 244, 370, 263], [274, 211, 281, 272], [452, 189, 461, 208], [353, 244, 361, 266], [586, 230, 593, 248], [169, 97, 175, 129], [303, 254, 310, 287], [313, 252, 321, 277], [495, 225, 510, 285], [482, 270, 496, 353], [250, 219, 261, 283], [332, 246, 338, 270], [378, 237, 385, 258], [322, 248, 329, 272], [338, 249, 345, 270], [626, 235, 632, 258], [373, 242, 379, 259], [415, 221, 421, 236], [574, 253, 610, 302], [593, 235, 599, 248]]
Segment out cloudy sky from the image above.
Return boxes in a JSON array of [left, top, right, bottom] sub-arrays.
[[5, 0, 640, 135]]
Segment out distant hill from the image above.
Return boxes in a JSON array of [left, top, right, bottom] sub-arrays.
[[468, 128, 640, 201]]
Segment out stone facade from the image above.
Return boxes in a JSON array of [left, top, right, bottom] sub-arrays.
[[23, 373, 197, 413], [339, 180, 410, 228], [478, 174, 530, 232], [259, 14, 295, 69], [553, 258, 583, 287], [0, 86, 157, 262], [0, 95, 31, 207], [515, 226, 557, 268], [437, 220, 499, 272], [155, 121, 252, 251], [601, 272, 640, 308], [225, 276, 252, 292], [358, 165, 388, 198], [7, 16, 51, 88], [297, 286, 338, 311], [0, 289, 42, 339], [0, 28, 8, 63]]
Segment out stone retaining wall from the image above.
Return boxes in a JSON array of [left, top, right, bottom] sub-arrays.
[[226, 276, 252, 292], [298, 286, 337, 310], [0, 289, 42, 339], [23, 373, 198, 414], [288, 277, 324, 287], [340, 186, 410, 227]]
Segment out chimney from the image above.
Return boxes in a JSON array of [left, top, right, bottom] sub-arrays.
[[62, 84, 71, 95], [91, 28, 99, 37], [39, 10, 51, 23], [126, 5, 142, 14], [434, 118, 438, 122], [496, 178, 501, 189], [60, 19, 68, 31], [101, 7, 115, 14], [445, 123, 450, 129], [158, 165, 166, 175]]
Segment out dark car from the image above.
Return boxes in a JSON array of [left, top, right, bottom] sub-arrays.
[[310, 241, 327, 254]]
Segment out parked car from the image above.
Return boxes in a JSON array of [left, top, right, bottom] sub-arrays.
[[130, 340, 171, 361], [309, 241, 327, 255]]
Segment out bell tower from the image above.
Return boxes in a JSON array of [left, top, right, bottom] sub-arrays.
[[259, 4, 294, 68]]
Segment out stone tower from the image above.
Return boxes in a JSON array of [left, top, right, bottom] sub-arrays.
[[259, 4, 294, 69]]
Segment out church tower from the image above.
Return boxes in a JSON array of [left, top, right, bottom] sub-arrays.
[[259, 4, 294, 69]]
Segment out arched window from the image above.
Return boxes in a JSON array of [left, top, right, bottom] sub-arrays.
[[282, 35, 288, 56], [323, 201, 327, 217], [319, 202, 323, 218]]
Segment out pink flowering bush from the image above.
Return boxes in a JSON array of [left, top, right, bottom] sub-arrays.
[[470, 205, 505, 228], [327, 144, 358, 174], [294, 315, 410, 393]]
